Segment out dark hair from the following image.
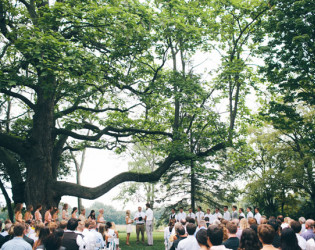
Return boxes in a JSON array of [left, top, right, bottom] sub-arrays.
[[187, 217, 195, 224], [186, 223, 197, 235], [38, 227, 51, 242], [62, 203, 68, 210], [207, 225, 223, 246], [196, 229, 209, 247], [197, 206, 202, 210], [268, 219, 280, 232], [36, 204, 42, 210], [290, 220, 302, 234], [168, 220, 175, 233], [177, 226, 185, 236], [67, 218, 78, 231], [205, 217, 210, 222], [71, 207, 77, 214], [240, 208, 244, 212], [13, 224, 25, 236], [258, 224, 275, 244], [88, 210, 96, 220], [146, 203, 151, 208], [14, 203, 23, 213], [43, 229, 63, 250], [224, 206, 228, 209], [250, 224, 258, 234], [105, 221, 112, 230], [280, 227, 301, 250], [179, 207, 183, 210], [277, 215, 284, 223], [255, 207, 260, 212], [239, 228, 261, 250], [226, 222, 237, 234], [247, 207, 252, 211], [233, 205, 237, 209]]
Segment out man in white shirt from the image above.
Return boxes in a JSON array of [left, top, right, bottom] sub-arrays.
[[177, 223, 199, 250], [187, 208, 196, 220], [84, 221, 105, 250], [223, 206, 231, 221], [177, 207, 186, 222], [246, 207, 253, 219], [134, 206, 146, 243], [207, 224, 230, 249], [196, 206, 205, 225], [205, 209, 213, 224], [169, 208, 177, 221], [231, 206, 238, 220], [290, 220, 306, 250], [145, 203, 154, 246], [254, 208, 262, 225], [213, 208, 222, 221], [239, 208, 245, 218]]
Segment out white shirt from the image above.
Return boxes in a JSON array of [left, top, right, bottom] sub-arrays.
[[205, 213, 213, 223], [254, 213, 261, 224], [213, 212, 222, 220], [64, 230, 86, 250], [281, 222, 289, 229], [239, 212, 245, 218], [84, 228, 105, 250], [210, 245, 231, 250], [170, 213, 177, 220], [296, 233, 306, 250], [134, 211, 146, 224], [187, 212, 196, 219], [177, 235, 200, 250], [195, 211, 204, 224], [224, 211, 231, 221], [146, 208, 154, 221], [306, 238, 315, 250], [247, 211, 253, 219], [177, 212, 186, 221]]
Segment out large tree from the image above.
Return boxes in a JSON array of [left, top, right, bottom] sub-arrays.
[[0, 0, 268, 209]]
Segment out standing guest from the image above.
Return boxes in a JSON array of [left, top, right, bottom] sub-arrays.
[[170, 208, 177, 221], [34, 205, 42, 222], [61, 204, 69, 221], [177, 207, 187, 222], [223, 206, 231, 221], [134, 206, 146, 244], [24, 206, 34, 222], [290, 220, 306, 250], [301, 219, 315, 241], [125, 210, 133, 246], [78, 209, 86, 222], [236, 218, 249, 239], [44, 207, 53, 225], [71, 207, 78, 219], [145, 203, 154, 246], [268, 219, 281, 248], [1, 223, 32, 250], [231, 206, 238, 220], [196, 206, 205, 225], [97, 209, 105, 225], [223, 222, 239, 250], [52, 207, 59, 222], [213, 208, 222, 221], [239, 208, 245, 219], [239, 228, 261, 250], [15, 203, 23, 223], [61, 218, 85, 250], [188, 208, 196, 220], [246, 207, 253, 219], [177, 223, 199, 250], [280, 227, 301, 250], [88, 210, 96, 221], [196, 229, 209, 250], [164, 220, 175, 250], [206, 225, 229, 249], [258, 224, 278, 250], [254, 208, 261, 225], [33, 226, 50, 249], [299, 217, 306, 233]]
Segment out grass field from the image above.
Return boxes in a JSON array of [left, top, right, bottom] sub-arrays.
[[116, 225, 165, 250]]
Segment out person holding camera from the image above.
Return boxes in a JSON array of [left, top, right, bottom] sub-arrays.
[[134, 206, 146, 244]]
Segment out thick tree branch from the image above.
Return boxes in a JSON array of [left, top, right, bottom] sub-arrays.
[[0, 133, 27, 157], [1, 89, 35, 109]]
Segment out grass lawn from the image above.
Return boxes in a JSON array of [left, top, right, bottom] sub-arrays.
[[117, 230, 165, 250]]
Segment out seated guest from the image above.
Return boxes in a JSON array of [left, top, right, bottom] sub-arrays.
[[196, 229, 209, 250], [268, 219, 281, 248], [223, 222, 239, 250], [206, 225, 230, 249], [239, 228, 261, 250], [177, 223, 199, 250], [301, 219, 315, 241], [61, 218, 85, 249], [1, 223, 32, 250], [236, 218, 249, 239], [280, 227, 301, 250], [290, 220, 306, 250], [170, 226, 187, 250], [258, 224, 278, 250]]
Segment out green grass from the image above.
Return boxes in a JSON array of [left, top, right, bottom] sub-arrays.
[[118, 231, 165, 250]]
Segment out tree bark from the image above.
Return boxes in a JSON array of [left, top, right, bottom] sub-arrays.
[[0, 179, 14, 221]]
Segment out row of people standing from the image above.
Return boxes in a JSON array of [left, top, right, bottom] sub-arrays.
[[169, 206, 262, 224]]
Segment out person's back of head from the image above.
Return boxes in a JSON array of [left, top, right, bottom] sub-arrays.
[[85, 220, 90, 229], [177, 226, 186, 236], [199, 220, 206, 228], [258, 224, 275, 245], [290, 220, 302, 234], [268, 219, 280, 234], [67, 218, 78, 231], [186, 223, 196, 236], [277, 215, 284, 223], [196, 229, 209, 248], [43, 230, 63, 250], [305, 219, 314, 229], [105, 222, 112, 231], [298, 217, 306, 225], [248, 217, 257, 225], [59, 220, 67, 230], [207, 225, 223, 246], [239, 228, 261, 250], [13, 223, 25, 237], [226, 222, 237, 234], [280, 227, 301, 250], [180, 219, 186, 226], [4, 223, 12, 232], [89, 221, 97, 229], [187, 217, 195, 224]]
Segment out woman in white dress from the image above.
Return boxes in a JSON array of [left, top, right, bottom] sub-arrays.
[[125, 210, 133, 246]]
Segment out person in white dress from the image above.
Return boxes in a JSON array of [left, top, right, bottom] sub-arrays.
[[125, 210, 133, 246]]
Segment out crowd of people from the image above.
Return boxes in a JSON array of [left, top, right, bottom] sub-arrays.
[[0, 203, 122, 250], [163, 205, 315, 250]]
